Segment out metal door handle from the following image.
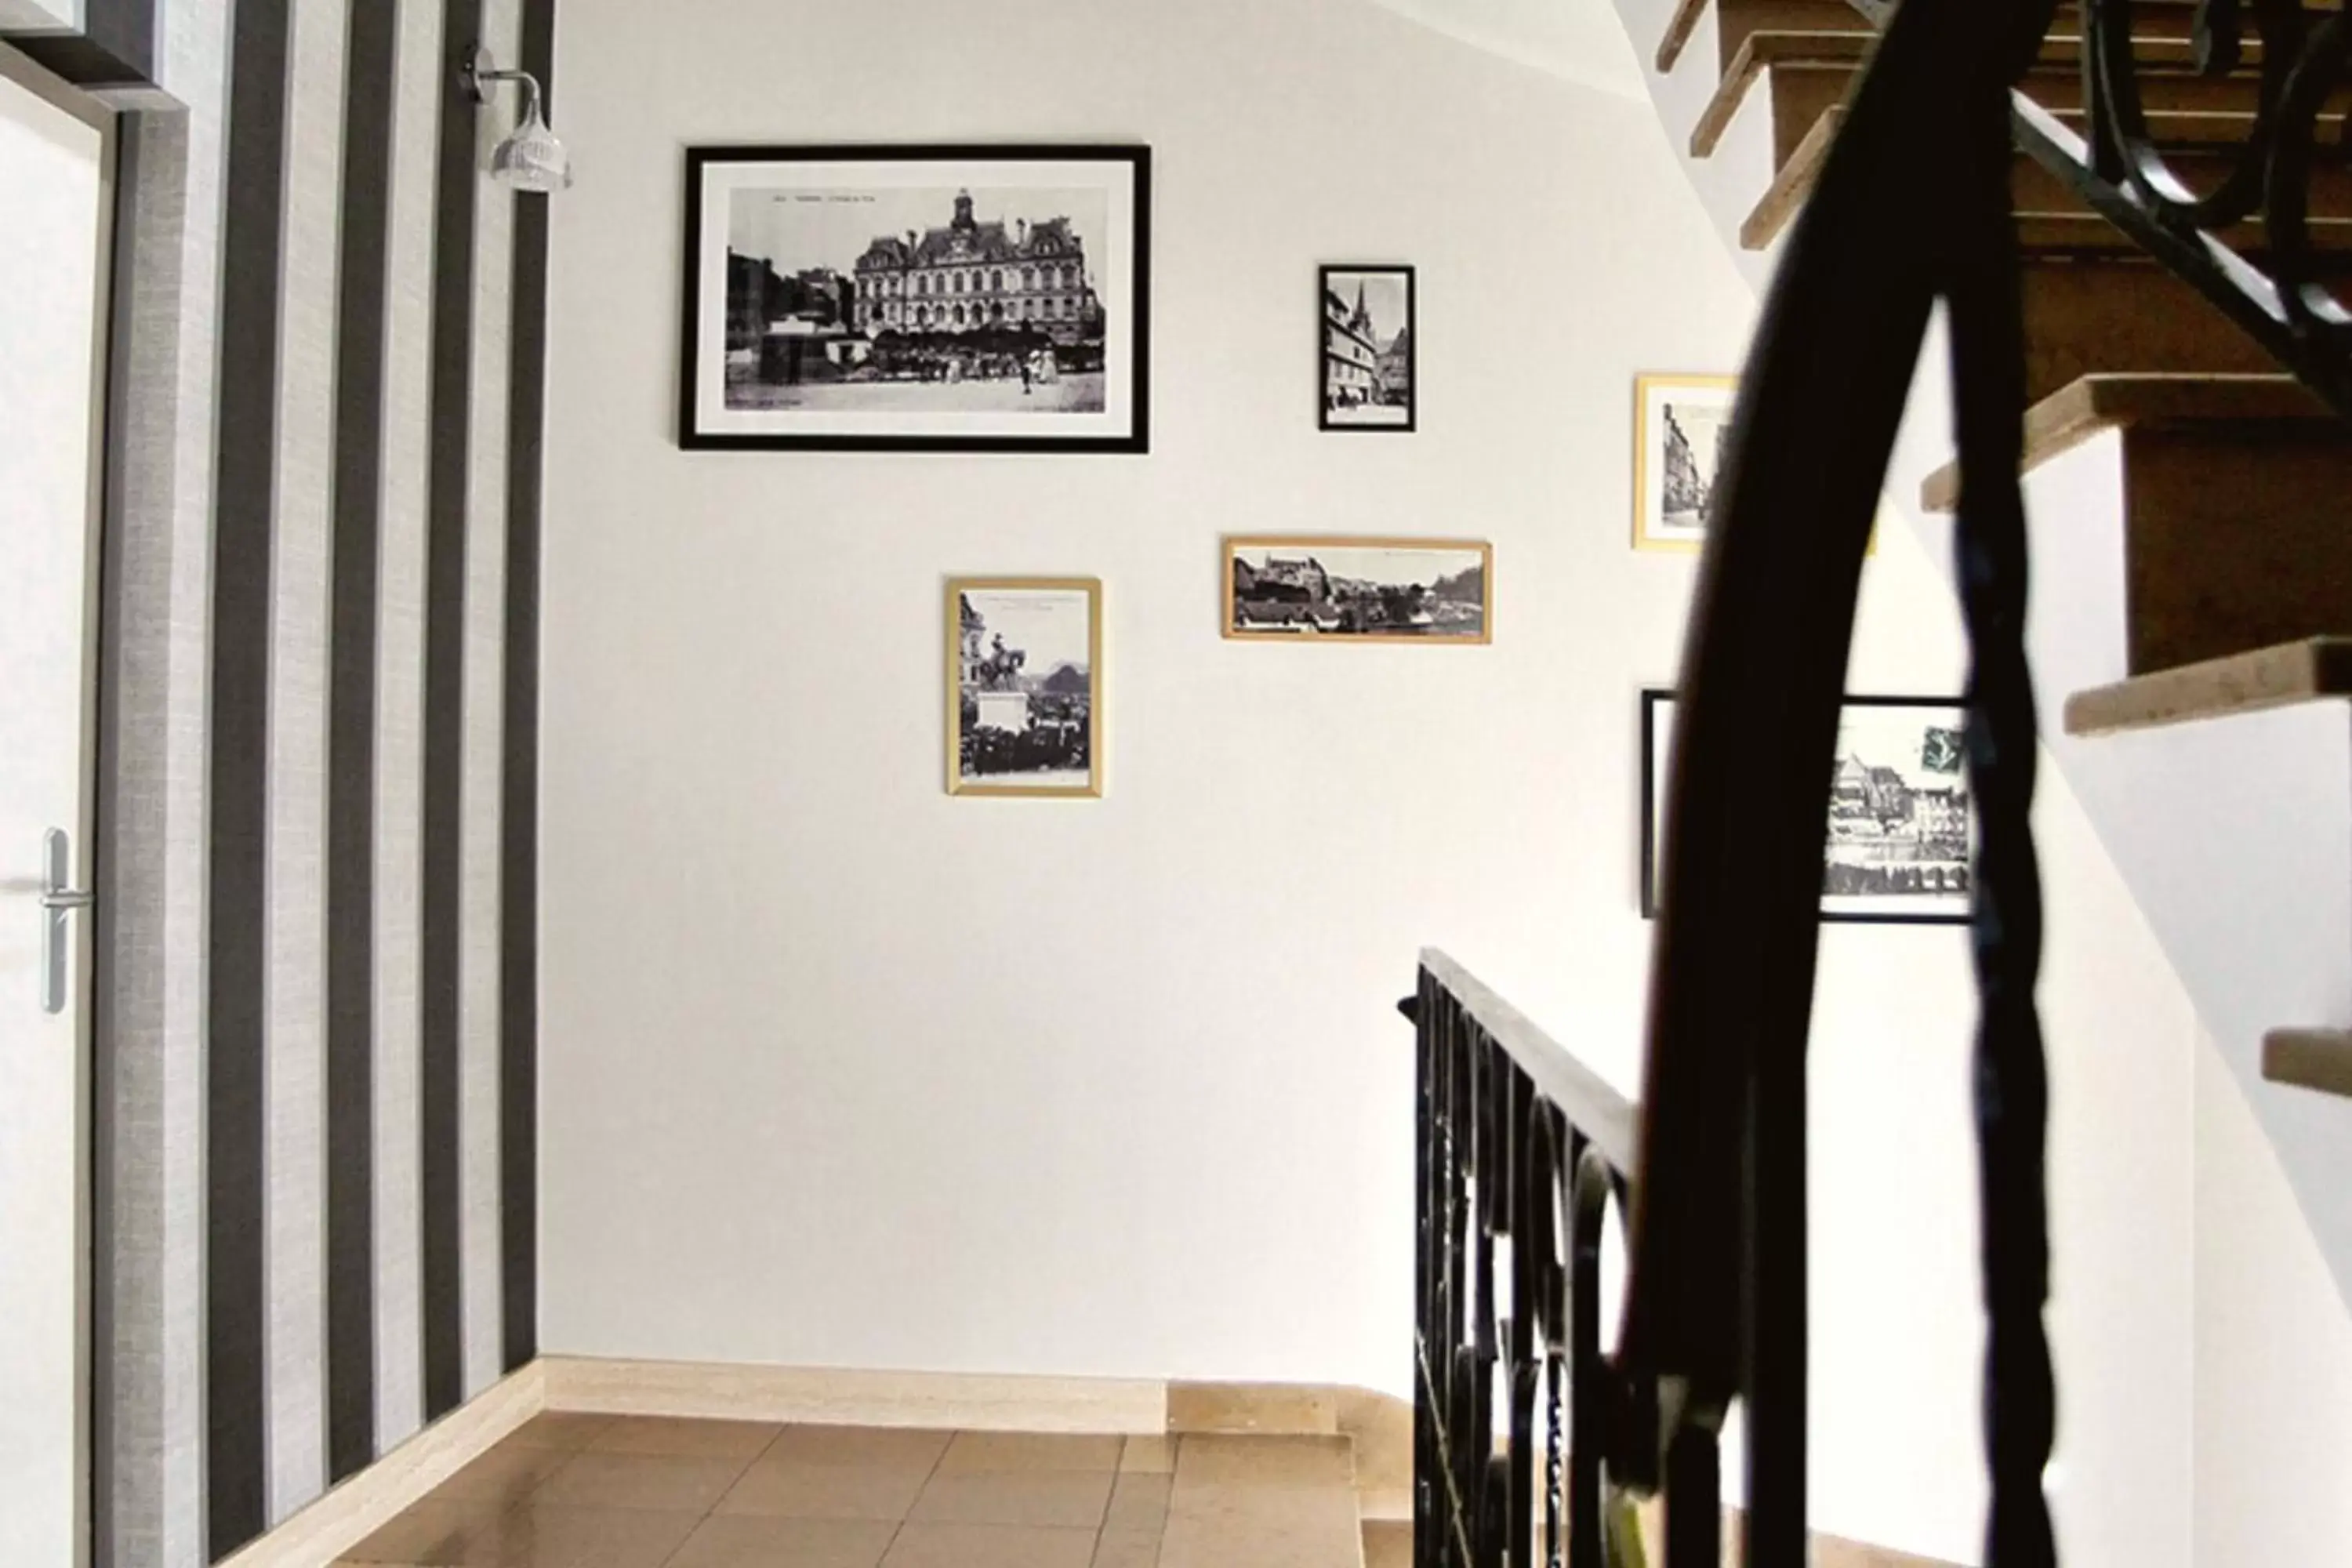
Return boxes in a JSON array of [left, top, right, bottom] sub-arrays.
[[40, 828, 91, 1014]]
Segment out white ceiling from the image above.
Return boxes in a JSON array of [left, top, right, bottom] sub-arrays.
[[1363, 0, 1648, 100]]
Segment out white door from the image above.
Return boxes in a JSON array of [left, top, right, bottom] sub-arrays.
[[0, 52, 109, 1568]]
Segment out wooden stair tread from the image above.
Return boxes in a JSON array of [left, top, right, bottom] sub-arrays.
[[2265, 1029, 2352, 1100], [1921, 373, 2338, 510], [1740, 98, 2352, 251], [2063, 637, 2352, 735]]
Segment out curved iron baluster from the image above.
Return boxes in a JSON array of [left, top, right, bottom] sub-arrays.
[[1624, 1, 2058, 1564], [2267, 9, 2352, 343], [2088, 0, 2310, 230]]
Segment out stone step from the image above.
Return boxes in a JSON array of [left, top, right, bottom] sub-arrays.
[[2264, 1029, 2352, 1100], [2064, 637, 2352, 735]]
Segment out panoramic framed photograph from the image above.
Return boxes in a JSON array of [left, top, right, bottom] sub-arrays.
[[1641, 690, 1973, 924], [1319, 265, 1415, 431], [1633, 373, 1735, 550], [948, 578, 1102, 798], [681, 145, 1151, 452], [1223, 535, 1489, 643]]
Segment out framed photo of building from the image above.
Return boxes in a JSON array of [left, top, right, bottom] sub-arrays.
[[1223, 535, 1489, 643], [1633, 373, 1735, 550], [949, 578, 1102, 798], [1320, 265, 1415, 431], [1641, 690, 1973, 924], [682, 145, 1151, 452]]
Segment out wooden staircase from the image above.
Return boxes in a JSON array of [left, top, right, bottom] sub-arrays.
[[1646, 0, 2352, 1105]]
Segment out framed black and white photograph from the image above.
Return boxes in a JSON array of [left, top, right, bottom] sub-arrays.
[[1223, 535, 1489, 642], [1320, 266, 1415, 431], [949, 578, 1102, 798], [682, 146, 1150, 452], [1633, 373, 1735, 550], [1642, 691, 1973, 924]]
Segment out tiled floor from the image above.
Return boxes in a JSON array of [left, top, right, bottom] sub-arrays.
[[339, 1414, 1366, 1568]]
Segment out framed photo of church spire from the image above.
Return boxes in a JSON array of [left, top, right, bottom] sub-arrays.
[[1319, 265, 1416, 432], [681, 145, 1152, 452]]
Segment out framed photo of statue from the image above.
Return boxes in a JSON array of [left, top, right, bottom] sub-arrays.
[[1632, 373, 1735, 550], [681, 145, 1151, 452], [1641, 689, 1973, 924], [949, 578, 1102, 798], [1319, 265, 1416, 431]]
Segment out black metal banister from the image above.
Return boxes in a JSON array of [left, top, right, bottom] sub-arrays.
[[1414, 950, 1639, 1175]]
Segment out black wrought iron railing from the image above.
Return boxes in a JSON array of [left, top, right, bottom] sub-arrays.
[[1408, 1, 2352, 1562], [1847, 0, 2352, 416], [1403, 0, 2117, 1563], [1406, 951, 1651, 1568]]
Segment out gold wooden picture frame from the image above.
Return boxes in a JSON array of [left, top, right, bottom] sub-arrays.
[[1633, 372, 1737, 553], [1222, 535, 1492, 644], [946, 576, 1103, 798]]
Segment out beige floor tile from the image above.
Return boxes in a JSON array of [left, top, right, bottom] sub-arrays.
[[662, 1513, 899, 1568], [459, 1504, 704, 1568], [717, 1457, 932, 1521], [1157, 1504, 1362, 1568], [1174, 1435, 1356, 1491], [1103, 1472, 1171, 1533], [935, 1432, 1124, 1474], [587, 1415, 784, 1460], [499, 1412, 618, 1451], [343, 1497, 510, 1564], [426, 1444, 574, 1508], [878, 1522, 1098, 1568], [764, 1425, 953, 1470], [533, 1450, 756, 1514], [1118, 1436, 1177, 1475], [1163, 1483, 1363, 1540], [1092, 1527, 1163, 1568], [909, 1469, 1113, 1529]]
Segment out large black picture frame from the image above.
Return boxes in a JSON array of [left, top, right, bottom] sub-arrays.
[[679, 143, 1152, 454], [1641, 688, 1975, 927]]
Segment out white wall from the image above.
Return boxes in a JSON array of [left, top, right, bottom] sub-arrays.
[[2194, 1034, 2352, 1564], [540, 2, 2193, 1561]]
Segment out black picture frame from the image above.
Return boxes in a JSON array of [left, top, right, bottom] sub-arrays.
[[1641, 688, 1975, 926], [1318, 263, 1416, 434], [679, 143, 1152, 454]]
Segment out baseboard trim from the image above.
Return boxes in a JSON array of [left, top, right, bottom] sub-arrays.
[[215, 1362, 545, 1568], [537, 1355, 1170, 1435]]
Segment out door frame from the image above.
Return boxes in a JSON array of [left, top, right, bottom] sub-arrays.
[[0, 37, 118, 1568]]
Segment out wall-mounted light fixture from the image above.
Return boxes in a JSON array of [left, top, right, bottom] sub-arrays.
[[461, 44, 570, 193]]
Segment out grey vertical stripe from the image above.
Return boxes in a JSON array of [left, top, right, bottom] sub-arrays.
[[373, 0, 445, 1457], [499, 0, 554, 1375], [327, 0, 401, 1483], [93, 0, 235, 1545], [422, 0, 485, 1421], [207, 0, 292, 1550], [263, 0, 350, 1520], [459, 0, 519, 1399]]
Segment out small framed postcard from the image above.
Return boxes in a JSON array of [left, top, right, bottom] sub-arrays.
[[949, 578, 1102, 798], [1642, 690, 1973, 924], [1320, 265, 1415, 431], [1633, 373, 1735, 550], [1224, 535, 1490, 643], [682, 145, 1151, 452]]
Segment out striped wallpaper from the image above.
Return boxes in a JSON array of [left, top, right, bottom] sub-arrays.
[[0, 0, 554, 1562]]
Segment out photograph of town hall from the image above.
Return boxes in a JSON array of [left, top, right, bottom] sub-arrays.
[[724, 183, 1112, 415]]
